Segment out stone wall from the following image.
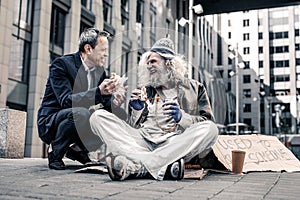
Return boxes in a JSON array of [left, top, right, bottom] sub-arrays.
[[0, 108, 27, 158]]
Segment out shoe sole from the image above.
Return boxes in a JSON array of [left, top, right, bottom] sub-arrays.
[[167, 158, 185, 180], [106, 156, 123, 181], [48, 163, 66, 170], [177, 158, 185, 180]]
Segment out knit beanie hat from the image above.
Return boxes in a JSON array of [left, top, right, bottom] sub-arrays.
[[150, 38, 175, 60]]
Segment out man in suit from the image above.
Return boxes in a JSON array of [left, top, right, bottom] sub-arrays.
[[37, 28, 125, 170]]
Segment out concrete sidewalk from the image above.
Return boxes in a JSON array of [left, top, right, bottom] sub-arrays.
[[0, 158, 300, 200]]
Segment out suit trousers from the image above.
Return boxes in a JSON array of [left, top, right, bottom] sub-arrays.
[[51, 107, 102, 159]]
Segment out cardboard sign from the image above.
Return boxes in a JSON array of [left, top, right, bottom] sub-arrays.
[[212, 135, 300, 172]]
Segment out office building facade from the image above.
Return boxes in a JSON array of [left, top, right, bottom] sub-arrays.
[[0, 0, 227, 157]]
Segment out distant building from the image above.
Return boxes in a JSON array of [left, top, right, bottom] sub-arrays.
[[217, 5, 300, 135]]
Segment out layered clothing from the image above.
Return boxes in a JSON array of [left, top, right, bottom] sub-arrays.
[[90, 78, 218, 180]]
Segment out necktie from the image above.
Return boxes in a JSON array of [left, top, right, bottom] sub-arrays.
[[88, 69, 96, 89]]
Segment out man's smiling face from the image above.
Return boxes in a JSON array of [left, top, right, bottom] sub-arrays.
[[146, 52, 170, 88]]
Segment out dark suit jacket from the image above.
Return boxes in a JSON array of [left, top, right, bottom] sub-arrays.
[[37, 51, 111, 143]]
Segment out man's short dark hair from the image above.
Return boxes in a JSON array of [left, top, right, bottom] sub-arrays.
[[78, 28, 109, 52]]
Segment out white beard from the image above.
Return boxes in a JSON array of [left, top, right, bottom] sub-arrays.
[[149, 66, 172, 88]]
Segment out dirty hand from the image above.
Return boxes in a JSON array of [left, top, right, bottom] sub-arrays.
[[112, 88, 127, 106], [129, 89, 145, 110], [162, 100, 182, 123], [99, 78, 119, 95]]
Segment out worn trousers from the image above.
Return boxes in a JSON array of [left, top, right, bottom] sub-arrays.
[[90, 109, 218, 180]]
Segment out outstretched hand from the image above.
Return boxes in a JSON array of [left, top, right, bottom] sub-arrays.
[[162, 100, 182, 123], [111, 74, 128, 107]]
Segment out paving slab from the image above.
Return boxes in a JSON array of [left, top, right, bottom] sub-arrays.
[[0, 158, 299, 200]]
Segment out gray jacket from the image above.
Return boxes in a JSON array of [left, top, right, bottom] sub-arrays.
[[129, 78, 215, 131]]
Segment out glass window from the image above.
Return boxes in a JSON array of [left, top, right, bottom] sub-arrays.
[[166, 0, 170, 8], [243, 33, 249, 40], [243, 75, 251, 83], [243, 19, 249, 27], [243, 47, 250, 54], [136, 0, 144, 23], [296, 43, 300, 51], [50, 5, 67, 61], [10, 0, 33, 83], [227, 82, 231, 92], [8, 0, 34, 110], [244, 61, 250, 69], [9, 36, 31, 83], [81, 0, 92, 10], [103, 0, 112, 25], [296, 29, 299, 37], [150, 3, 156, 44], [270, 46, 289, 54], [121, 0, 129, 34], [121, 49, 129, 76], [80, 20, 92, 36], [166, 19, 170, 35], [259, 46, 263, 54], [271, 60, 289, 68], [275, 32, 282, 39], [276, 61, 283, 68], [275, 75, 290, 82], [244, 104, 251, 112], [270, 31, 289, 40], [80, 0, 95, 34], [296, 58, 300, 66], [258, 32, 263, 39], [136, 0, 144, 46], [269, 32, 274, 40], [259, 60, 263, 68], [244, 118, 252, 125]]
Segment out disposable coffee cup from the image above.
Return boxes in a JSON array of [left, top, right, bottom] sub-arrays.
[[231, 150, 246, 174]]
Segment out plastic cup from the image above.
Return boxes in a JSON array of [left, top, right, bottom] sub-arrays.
[[231, 150, 246, 174]]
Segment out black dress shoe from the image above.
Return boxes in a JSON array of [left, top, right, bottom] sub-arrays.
[[65, 148, 92, 164], [48, 151, 65, 170]]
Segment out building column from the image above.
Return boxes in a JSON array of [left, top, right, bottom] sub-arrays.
[[289, 6, 297, 134], [64, 0, 81, 54], [0, 0, 14, 107], [25, 0, 52, 157]]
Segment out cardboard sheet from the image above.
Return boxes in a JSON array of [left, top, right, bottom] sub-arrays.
[[212, 135, 300, 172]]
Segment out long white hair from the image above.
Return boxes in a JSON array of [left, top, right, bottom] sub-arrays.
[[137, 51, 188, 87]]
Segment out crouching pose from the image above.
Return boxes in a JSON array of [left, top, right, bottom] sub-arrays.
[[90, 38, 218, 181]]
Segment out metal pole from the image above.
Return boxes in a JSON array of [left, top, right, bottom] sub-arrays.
[[175, 19, 178, 53], [269, 103, 271, 135], [270, 101, 273, 135], [188, 0, 193, 78], [235, 45, 239, 135]]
